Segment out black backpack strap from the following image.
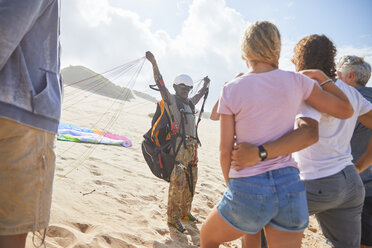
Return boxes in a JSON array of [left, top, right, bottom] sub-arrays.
[[196, 86, 208, 127], [180, 109, 187, 149], [195, 87, 209, 146], [184, 164, 194, 197]]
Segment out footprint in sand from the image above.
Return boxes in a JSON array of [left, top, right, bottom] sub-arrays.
[[91, 170, 101, 176], [94, 180, 116, 188], [55, 173, 64, 178], [133, 155, 141, 162], [46, 224, 77, 247], [121, 168, 132, 174], [97, 235, 137, 248], [139, 195, 158, 201], [155, 227, 169, 235], [72, 222, 94, 233]]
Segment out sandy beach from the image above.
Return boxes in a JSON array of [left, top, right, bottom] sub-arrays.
[[26, 86, 331, 248]]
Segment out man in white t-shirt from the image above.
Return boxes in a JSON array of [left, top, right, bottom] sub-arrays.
[[295, 79, 372, 248]]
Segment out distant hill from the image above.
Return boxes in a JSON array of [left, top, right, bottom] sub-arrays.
[[132, 90, 157, 103], [62, 65, 136, 101], [62, 65, 158, 103]]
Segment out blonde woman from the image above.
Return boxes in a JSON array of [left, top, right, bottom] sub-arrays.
[[200, 21, 353, 248]]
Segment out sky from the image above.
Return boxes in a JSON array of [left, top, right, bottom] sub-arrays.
[[60, 0, 372, 110]]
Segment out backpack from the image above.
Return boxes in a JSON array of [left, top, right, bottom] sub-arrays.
[[142, 83, 209, 183], [141, 98, 196, 182]]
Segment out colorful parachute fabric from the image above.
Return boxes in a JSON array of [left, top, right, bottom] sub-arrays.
[[57, 123, 132, 147]]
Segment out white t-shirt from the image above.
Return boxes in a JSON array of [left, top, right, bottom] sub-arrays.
[[294, 79, 372, 180]]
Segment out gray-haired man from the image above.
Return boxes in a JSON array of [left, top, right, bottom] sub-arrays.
[[337, 55, 372, 248]]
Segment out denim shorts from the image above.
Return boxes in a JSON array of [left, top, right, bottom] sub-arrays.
[[217, 166, 308, 234]]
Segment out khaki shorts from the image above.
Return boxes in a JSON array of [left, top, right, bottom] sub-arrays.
[[0, 118, 56, 235]]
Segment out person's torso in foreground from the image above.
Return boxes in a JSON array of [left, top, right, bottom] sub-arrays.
[[218, 69, 315, 178]]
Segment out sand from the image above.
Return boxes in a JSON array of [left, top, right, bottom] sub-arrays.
[[26, 86, 331, 247]]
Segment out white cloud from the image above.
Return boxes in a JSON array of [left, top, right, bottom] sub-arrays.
[[77, 0, 112, 27], [60, 0, 372, 109], [61, 0, 249, 107]]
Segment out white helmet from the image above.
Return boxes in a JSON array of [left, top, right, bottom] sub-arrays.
[[173, 74, 193, 87]]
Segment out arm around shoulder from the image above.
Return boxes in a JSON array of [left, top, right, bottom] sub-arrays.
[[301, 69, 353, 119], [305, 83, 354, 119]]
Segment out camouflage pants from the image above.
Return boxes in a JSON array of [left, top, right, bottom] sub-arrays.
[[167, 164, 198, 223]]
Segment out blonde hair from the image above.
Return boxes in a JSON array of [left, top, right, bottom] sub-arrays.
[[241, 21, 281, 68]]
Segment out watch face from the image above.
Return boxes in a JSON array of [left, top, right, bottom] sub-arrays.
[[260, 151, 267, 157]]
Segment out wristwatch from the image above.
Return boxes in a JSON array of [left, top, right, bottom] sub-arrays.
[[258, 145, 268, 161]]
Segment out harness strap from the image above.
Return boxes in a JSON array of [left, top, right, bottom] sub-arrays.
[[184, 164, 194, 197], [180, 109, 187, 149], [195, 86, 209, 146]]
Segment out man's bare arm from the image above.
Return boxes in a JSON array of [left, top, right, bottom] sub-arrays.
[[191, 76, 210, 105], [231, 117, 319, 170], [145, 51, 170, 102], [354, 110, 372, 173], [355, 135, 372, 173], [358, 110, 372, 129]]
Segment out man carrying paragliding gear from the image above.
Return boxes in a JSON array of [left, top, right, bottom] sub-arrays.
[[145, 51, 210, 233]]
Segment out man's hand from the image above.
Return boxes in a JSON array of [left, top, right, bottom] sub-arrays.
[[145, 51, 156, 64], [203, 76, 210, 87], [231, 143, 260, 170]]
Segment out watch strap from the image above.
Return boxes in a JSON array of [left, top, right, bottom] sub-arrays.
[[258, 145, 268, 161]]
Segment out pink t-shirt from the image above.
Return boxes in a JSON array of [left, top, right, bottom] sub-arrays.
[[218, 69, 316, 178]]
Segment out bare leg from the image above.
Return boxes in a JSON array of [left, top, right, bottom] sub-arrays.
[[241, 231, 261, 248], [0, 233, 28, 248], [264, 225, 303, 248], [200, 207, 246, 248]]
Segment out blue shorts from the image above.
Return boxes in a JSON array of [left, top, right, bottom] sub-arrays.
[[217, 166, 309, 234]]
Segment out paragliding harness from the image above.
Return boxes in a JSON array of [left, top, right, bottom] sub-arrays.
[[141, 77, 209, 196]]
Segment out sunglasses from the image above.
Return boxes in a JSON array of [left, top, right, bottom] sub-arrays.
[[177, 84, 193, 91]]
